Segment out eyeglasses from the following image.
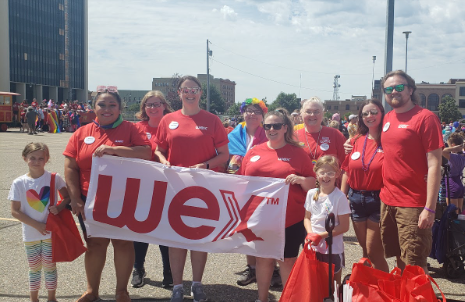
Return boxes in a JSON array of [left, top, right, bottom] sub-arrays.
[[303, 110, 321, 115], [317, 171, 336, 178], [245, 109, 262, 115], [383, 84, 407, 94], [263, 123, 285, 130], [97, 85, 118, 93], [361, 109, 379, 117], [179, 87, 201, 94], [145, 102, 163, 108]]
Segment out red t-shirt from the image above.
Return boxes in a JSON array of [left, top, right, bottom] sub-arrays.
[[380, 105, 444, 207], [342, 134, 384, 191], [31, 101, 37, 108], [155, 110, 229, 170], [295, 126, 346, 168], [135, 120, 158, 161], [63, 121, 150, 195], [238, 143, 315, 227]]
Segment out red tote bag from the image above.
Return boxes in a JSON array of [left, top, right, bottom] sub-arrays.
[[279, 242, 333, 302], [45, 173, 87, 262], [400, 266, 446, 302]]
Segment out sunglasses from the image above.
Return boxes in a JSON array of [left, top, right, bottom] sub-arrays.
[[179, 87, 201, 94], [263, 123, 285, 130], [245, 109, 262, 115], [97, 85, 118, 93], [383, 84, 407, 94], [145, 102, 163, 108], [361, 109, 379, 117], [317, 171, 336, 178]]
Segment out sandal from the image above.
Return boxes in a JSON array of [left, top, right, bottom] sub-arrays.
[[76, 291, 102, 302], [115, 290, 131, 302]]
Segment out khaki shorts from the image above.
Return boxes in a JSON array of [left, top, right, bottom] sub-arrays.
[[380, 202, 432, 268]]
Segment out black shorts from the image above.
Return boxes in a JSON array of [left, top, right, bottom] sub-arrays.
[[284, 220, 306, 258]]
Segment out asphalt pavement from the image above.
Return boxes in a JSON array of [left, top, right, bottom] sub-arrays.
[[0, 129, 464, 302]]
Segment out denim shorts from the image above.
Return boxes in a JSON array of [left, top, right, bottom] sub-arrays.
[[348, 188, 381, 223]]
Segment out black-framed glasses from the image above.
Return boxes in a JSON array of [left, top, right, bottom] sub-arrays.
[[263, 123, 285, 130], [361, 109, 379, 117], [245, 109, 262, 115], [179, 87, 201, 94], [145, 102, 163, 108], [383, 84, 407, 94]]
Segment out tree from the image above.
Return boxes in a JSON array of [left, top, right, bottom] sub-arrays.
[[166, 73, 182, 111], [324, 111, 333, 120], [226, 102, 241, 116], [268, 92, 300, 113], [127, 102, 140, 112], [438, 96, 462, 123], [200, 84, 225, 114]]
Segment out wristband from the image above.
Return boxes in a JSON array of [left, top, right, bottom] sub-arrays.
[[204, 162, 209, 169], [424, 206, 435, 214]]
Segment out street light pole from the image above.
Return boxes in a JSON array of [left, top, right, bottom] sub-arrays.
[[372, 55, 376, 98], [402, 31, 411, 73]]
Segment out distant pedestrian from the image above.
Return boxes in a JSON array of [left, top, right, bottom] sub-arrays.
[[26, 107, 38, 135]]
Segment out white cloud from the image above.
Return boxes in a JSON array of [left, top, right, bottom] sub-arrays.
[[218, 5, 238, 21]]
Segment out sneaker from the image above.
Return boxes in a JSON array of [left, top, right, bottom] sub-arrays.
[[270, 267, 282, 288], [170, 286, 184, 302], [190, 283, 207, 302], [162, 270, 174, 288], [131, 268, 146, 288], [236, 265, 256, 286]]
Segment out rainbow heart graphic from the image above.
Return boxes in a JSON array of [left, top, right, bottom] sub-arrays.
[[26, 186, 51, 212]]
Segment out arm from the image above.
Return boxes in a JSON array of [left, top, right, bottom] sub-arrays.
[[303, 210, 313, 235], [93, 145, 151, 160], [64, 156, 86, 219], [340, 172, 350, 195], [49, 186, 71, 215], [441, 144, 463, 161], [316, 213, 350, 239], [190, 144, 230, 169], [11, 201, 49, 235], [343, 138, 353, 155], [155, 145, 170, 166], [285, 175, 316, 192], [418, 148, 442, 229]]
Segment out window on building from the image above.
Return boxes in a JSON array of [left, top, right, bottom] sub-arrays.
[[24, 53, 27, 60], [334, 106, 339, 110], [427, 93, 439, 111], [326, 105, 331, 110], [442, 94, 453, 101], [459, 100, 465, 108], [419, 93, 426, 107], [460, 87, 465, 96], [345, 104, 350, 110]]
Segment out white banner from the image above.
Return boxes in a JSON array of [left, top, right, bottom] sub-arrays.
[[85, 155, 289, 260]]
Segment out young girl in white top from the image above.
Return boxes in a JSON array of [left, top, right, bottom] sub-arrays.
[[303, 155, 351, 285], [8, 142, 70, 302]]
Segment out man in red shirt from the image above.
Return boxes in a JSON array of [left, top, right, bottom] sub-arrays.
[[380, 70, 443, 273]]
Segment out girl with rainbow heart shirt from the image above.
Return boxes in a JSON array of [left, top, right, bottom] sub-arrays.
[[8, 142, 70, 302]]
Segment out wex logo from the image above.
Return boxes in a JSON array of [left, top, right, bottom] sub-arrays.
[[92, 175, 280, 242], [196, 126, 208, 130]]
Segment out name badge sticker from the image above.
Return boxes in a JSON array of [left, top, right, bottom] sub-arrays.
[[250, 155, 261, 162], [146, 132, 152, 139], [351, 152, 361, 160], [383, 122, 390, 132], [169, 121, 179, 130], [320, 143, 329, 151], [84, 136, 95, 144]]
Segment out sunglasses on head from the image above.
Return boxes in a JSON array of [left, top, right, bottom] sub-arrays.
[[383, 84, 407, 94], [361, 109, 379, 117], [96, 85, 118, 93], [263, 123, 285, 130]]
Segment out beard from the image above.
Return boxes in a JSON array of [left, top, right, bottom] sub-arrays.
[[387, 96, 408, 108]]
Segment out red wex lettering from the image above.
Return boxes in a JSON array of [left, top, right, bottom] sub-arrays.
[[93, 175, 167, 233], [228, 192, 265, 242], [168, 186, 220, 240]]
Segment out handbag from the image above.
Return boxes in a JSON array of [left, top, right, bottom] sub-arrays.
[[279, 242, 334, 302], [400, 266, 446, 302], [45, 173, 87, 262]]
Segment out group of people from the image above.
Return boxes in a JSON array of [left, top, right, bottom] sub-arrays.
[[9, 70, 444, 302]]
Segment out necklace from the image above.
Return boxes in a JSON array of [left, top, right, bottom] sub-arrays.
[[361, 134, 381, 172], [304, 126, 322, 165]]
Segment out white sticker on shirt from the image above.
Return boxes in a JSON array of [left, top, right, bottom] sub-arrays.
[[250, 155, 260, 162], [320, 143, 329, 151], [351, 152, 361, 160], [84, 136, 95, 144], [169, 121, 179, 130], [383, 122, 390, 132], [146, 132, 152, 139]]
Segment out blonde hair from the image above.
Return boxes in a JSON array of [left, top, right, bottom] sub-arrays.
[[22, 142, 50, 161], [328, 120, 339, 129], [301, 96, 324, 111], [313, 155, 340, 201], [135, 90, 173, 121]]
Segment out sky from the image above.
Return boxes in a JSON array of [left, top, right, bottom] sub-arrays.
[[88, 0, 465, 104]]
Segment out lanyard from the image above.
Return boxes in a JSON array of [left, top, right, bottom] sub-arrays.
[[305, 126, 322, 162], [361, 134, 381, 172]]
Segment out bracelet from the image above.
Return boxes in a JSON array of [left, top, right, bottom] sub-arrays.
[[424, 206, 436, 214], [204, 162, 209, 169]]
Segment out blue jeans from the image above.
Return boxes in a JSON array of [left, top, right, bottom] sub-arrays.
[[348, 188, 381, 223]]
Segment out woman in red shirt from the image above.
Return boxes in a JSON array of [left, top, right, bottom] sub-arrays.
[[63, 87, 151, 302], [155, 75, 229, 302], [238, 108, 315, 302], [132, 90, 174, 288], [341, 99, 389, 272]]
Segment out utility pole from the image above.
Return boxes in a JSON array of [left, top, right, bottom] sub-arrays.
[[383, 0, 395, 112], [206, 40, 212, 112], [372, 55, 376, 98], [403, 31, 411, 73]]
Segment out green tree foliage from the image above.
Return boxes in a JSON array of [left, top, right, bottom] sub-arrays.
[[324, 111, 333, 120], [269, 92, 300, 113], [439, 96, 462, 123], [127, 102, 140, 112], [226, 102, 241, 116], [166, 73, 182, 111], [200, 84, 225, 114]]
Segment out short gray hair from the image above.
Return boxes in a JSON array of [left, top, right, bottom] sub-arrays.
[[301, 96, 324, 111]]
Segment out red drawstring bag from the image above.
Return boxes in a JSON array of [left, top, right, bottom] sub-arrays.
[[45, 173, 87, 262], [400, 265, 446, 302], [279, 242, 333, 302]]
